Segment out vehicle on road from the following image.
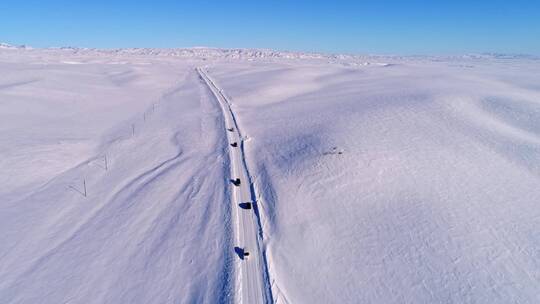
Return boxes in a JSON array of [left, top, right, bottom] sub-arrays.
[[234, 246, 250, 260], [231, 142, 238, 147], [232, 178, 241, 186], [239, 202, 252, 209]]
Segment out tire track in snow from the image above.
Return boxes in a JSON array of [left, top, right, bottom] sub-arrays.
[[197, 68, 273, 304]]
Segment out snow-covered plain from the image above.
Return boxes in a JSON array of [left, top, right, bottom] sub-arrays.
[[1, 45, 540, 303]]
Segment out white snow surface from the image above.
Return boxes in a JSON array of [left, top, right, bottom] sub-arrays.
[[1, 46, 540, 303]]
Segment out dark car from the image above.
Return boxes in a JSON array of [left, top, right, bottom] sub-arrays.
[[234, 247, 250, 260], [239, 202, 252, 209], [231, 142, 238, 147], [232, 178, 241, 186]]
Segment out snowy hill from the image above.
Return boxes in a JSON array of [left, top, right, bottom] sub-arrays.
[[0, 43, 19, 49], [0, 42, 31, 50], [1, 47, 539, 303]]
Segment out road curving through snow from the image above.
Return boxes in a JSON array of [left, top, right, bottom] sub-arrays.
[[197, 67, 273, 304]]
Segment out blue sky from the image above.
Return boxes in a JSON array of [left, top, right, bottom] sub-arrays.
[[1, 0, 539, 55]]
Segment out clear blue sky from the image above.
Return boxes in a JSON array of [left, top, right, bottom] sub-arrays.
[[1, 0, 539, 55]]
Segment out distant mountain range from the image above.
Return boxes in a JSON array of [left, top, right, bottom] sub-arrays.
[[1, 42, 537, 61]]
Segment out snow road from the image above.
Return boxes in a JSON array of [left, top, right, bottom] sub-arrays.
[[197, 68, 272, 304], [3, 46, 540, 303]]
